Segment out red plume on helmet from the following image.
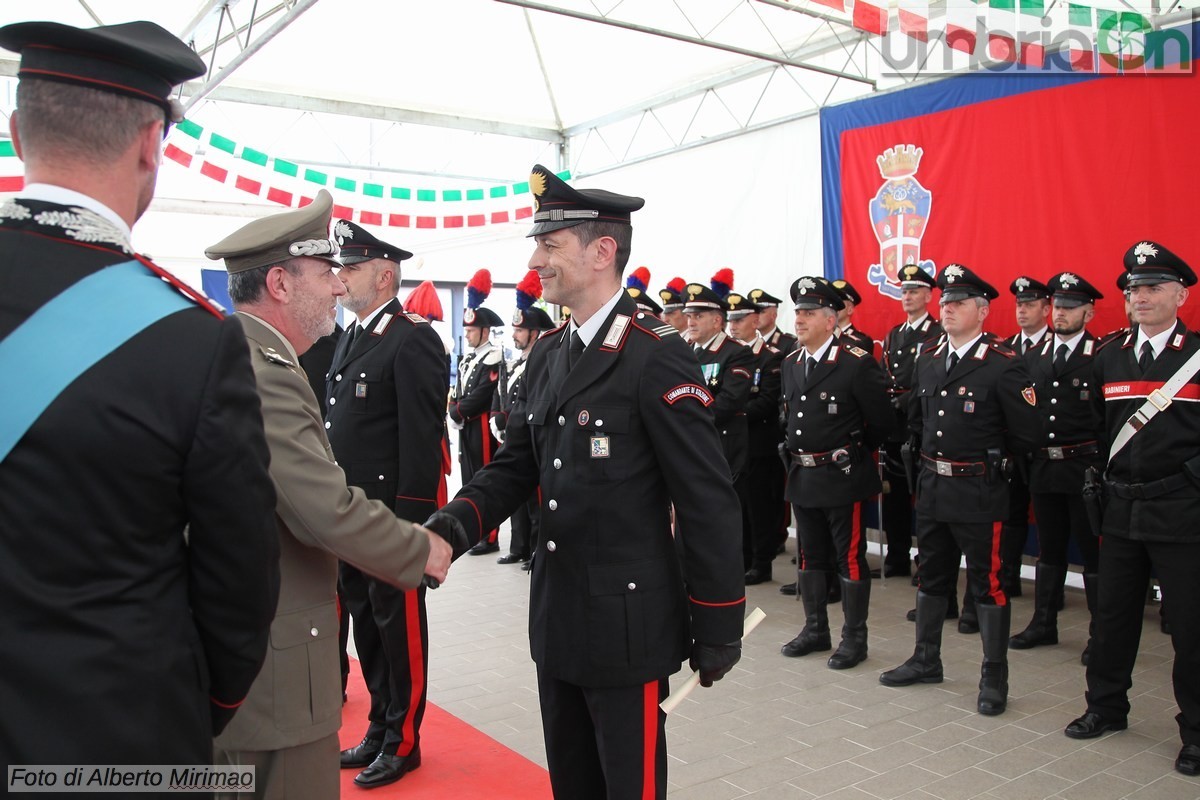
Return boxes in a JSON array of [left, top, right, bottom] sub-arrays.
[[666, 276, 686, 295], [404, 280, 443, 321], [515, 270, 543, 311], [466, 269, 492, 309], [710, 268, 734, 300], [626, 266, 651, 292]]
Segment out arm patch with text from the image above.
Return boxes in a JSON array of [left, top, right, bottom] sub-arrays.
[[663, 383, 714, 407]]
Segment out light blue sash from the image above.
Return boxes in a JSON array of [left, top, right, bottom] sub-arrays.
[[0, 260, 196, 461]]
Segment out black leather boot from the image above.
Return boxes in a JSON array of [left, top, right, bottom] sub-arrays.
[[828, 578, 870, 670], [958, 589, 979, 634], [976, 603, 1011, 716], [1000, 524, 1025, 598], [881, 591, 946, 686], [782, 571, 832, 656], [1081, 572, 1098, 665], [1010, 563, 1065, 649]]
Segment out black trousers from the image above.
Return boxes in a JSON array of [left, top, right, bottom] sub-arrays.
[[460, 415, 499, 545], [794, 502, 870, 580], [1029, 491, 1099, 572], [1086, 534, 1200, 745], [744, 454, 787, 570], [340, 564, 429, 757], [509, 494, 540, 557], [881, 441, 915, 571], [914, 513, 1007, 606], [536, 670, 668, 800]]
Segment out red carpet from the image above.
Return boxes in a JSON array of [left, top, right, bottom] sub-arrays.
[[337, 661, 551, 798]]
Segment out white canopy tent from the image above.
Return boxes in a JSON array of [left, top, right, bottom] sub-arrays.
[[0, 0, 1189, 302]]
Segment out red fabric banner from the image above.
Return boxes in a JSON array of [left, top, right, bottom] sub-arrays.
[[836, 71, 1200, 345]]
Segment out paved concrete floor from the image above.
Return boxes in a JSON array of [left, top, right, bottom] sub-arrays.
[[417, 525, 1198, 800]]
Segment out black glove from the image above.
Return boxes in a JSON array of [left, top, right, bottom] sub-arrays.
[[424, 511, 470, 560], [420, 510, 470, 590], [689, 641, 742, 687]]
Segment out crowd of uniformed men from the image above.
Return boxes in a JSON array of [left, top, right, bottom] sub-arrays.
[[4, 16, 1200, 800]]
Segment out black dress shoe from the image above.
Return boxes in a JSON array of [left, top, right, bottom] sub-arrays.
[[340, 736, 383, 768], [779, 582, 797, 596], [1064, 712, 1127, 739], [497, 553, 529, 564], [744, 567, 772, 585], [354, 749, 422, 788], [467, 540, 499, 556], [1176, 744, 1200, 776]]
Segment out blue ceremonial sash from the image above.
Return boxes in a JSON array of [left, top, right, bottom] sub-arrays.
[[0, 260, 196, 462]]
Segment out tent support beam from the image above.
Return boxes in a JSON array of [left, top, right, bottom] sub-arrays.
[[495, 0, 875, 86]]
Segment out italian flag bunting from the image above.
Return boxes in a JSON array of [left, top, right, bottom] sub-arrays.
[[1067, 3, 1095, 71], [987, 0, 1019, 62], [898, 0, 930, 41], [945, 0, 982, 54], [852, 0, 889, 35]]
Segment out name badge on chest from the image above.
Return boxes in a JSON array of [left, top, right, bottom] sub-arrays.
[[590, 436, 610, 458]]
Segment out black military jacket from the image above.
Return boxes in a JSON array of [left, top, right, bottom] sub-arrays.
[[693, 331, 755, 477], [766, 327, 798, 355], [449, 338, 504, 461], [1027, 332, 1103, 494], [909, 334, 1042, 522], [742, 335, 784, 458], [492, 352, 529, 432], [325, 298, 449, 524], [0, 199, 279, 764], [441, 293, 746, 688], [881, 314, 943, 442], [782, 340, 895, 507], [1006, 327, 1053, 360], [1092, 320, 1200, 542], [839, 324, 877, 358]]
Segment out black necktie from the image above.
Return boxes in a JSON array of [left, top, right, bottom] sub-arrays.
[[345, 323, 361, 350], [805, 356, 816, 380], [1022, 337, 1033, 355], [947, 351, 960, 374], [1054, 343, 1069, 372], [1139, 341, 1154, 374], [568, 332, 585, 371]]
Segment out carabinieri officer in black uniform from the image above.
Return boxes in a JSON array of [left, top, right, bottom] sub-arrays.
[[1064, 241, 1200, 778], [880, 264, 1041, 716], [324, 220, 450, 788], [426, 165, 746, 800], [1010, 272, 1103, 663], [779, 277, 894, 670], [879, 265, 943, 580]]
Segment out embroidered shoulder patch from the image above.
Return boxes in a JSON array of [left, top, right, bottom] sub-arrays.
[[404, 312, 427, 325], [663, 384, 713, 407], [846, 345, 868, 358]]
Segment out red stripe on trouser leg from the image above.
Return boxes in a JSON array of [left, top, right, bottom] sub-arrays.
[[479, 416, 498, 543], [847, 502, 863, 580], [397, 589, 425, 756], [642, 681, 658, 800], [988, 520, 1007, 606]]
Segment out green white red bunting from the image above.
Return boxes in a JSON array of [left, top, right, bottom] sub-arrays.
[[157, 120, 569, 229]]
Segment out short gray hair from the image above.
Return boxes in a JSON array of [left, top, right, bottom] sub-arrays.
[[15, 79, 161, 163], [227, 260, 302, 306], [571, 220, 633, 274]]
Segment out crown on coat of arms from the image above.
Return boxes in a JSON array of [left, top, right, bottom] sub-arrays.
[[876, 145, 923, 179]]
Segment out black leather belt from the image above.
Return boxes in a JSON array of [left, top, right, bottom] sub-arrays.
[[790, 446, 850, 468], [886, 387, 911, 397], [1105, 473, 1191, 500], [921, 454, 986, 477], [1038, 441, 1098, 460]]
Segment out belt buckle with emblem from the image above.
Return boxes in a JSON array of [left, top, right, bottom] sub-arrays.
[[936, 460, 952, 476], [798, 454, 816, 467], [1047, 446, 1064, 460]]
